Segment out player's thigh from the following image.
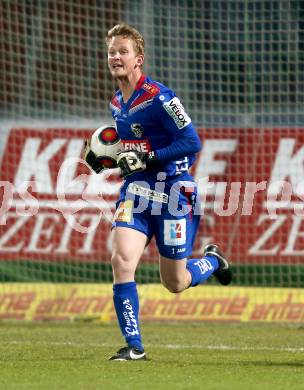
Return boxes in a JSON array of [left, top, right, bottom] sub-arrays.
[[111, 226, 148, 267], [111, 196, 153, 270]]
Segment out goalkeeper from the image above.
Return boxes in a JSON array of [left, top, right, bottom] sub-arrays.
[[84, 23, 232, 361]]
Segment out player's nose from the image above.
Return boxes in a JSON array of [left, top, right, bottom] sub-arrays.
[[112, 51, 120, 60]]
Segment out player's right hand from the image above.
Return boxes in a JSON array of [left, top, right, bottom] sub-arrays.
[[82, 139, 105, 174], [116, 150, 158, 177], [116, 150, 147, 177]]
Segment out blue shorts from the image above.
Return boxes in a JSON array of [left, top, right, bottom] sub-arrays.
[[112, 174, 200, 259]]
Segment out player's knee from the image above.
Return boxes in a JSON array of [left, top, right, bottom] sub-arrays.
[[163, 282, 185, 294], [161, 277, 186, 294], [111, 252, 132, 274]]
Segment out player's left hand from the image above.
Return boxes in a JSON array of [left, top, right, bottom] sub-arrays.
[[117, 150, 157, 177]]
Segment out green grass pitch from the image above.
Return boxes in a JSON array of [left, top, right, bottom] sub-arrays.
[[0, 322, 303, 389]]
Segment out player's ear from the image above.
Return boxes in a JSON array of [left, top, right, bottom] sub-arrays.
[[136, 54, 144, 67]]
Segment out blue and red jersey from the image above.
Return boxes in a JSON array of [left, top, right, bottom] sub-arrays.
[[110, 75, 201, 257], [109, 74, 201, 180]]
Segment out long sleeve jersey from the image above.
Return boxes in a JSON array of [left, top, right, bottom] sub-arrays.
[[109, 74, 202, 180]]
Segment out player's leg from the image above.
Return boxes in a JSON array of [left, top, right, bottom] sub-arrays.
[[156, 197, 232, 292], [159, 253, 219, 293], [159, 256, 189, 293], [111, 226, 147, 284], [159, 245, 232, 293], [110, 226, 148, 361]]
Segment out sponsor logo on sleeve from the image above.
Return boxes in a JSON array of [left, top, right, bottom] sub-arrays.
[[163, 97, 191, 129]]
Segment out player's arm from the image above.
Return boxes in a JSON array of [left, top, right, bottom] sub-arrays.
[[152, 92, 201, 163], [117, 91, 201, 177]]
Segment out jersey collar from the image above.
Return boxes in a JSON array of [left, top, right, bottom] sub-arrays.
[[135, 73, 146, 90]]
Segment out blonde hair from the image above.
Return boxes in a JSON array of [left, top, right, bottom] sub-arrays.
[[105, 24, 145, 56]]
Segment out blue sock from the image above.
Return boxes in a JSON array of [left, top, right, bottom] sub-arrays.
[[113, 281, 143, 350], [186, 255, 219, 287]]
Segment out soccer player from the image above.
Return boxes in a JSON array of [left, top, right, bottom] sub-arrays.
[[84, 23, 232, 361]]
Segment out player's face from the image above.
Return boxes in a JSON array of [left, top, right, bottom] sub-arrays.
[[107, 36, 143, 79]]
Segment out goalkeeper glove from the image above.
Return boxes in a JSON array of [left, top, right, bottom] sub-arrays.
[[117, 150, 158, 177], [83, 139, 105, 174]]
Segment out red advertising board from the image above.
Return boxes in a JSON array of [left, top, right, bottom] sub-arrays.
[[1, 127, 304, 265]]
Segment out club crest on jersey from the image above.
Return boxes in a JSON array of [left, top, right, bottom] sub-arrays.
[[131, 123, 144, 138], [163, 97, 191, 129]]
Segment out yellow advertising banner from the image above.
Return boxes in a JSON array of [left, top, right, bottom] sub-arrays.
[[0, 283, 303, 323]]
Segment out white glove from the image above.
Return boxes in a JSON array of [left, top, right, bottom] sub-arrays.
[[117, 151, 147, 177]]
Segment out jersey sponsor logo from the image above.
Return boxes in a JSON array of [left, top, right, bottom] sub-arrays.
[[131, 123, 144, 138], [122, 139, 151, 153], [127, 183, 168, 204], [163, 97, 191, 129], [164, 219, 186, 246], [142, 82, 160, 95]]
